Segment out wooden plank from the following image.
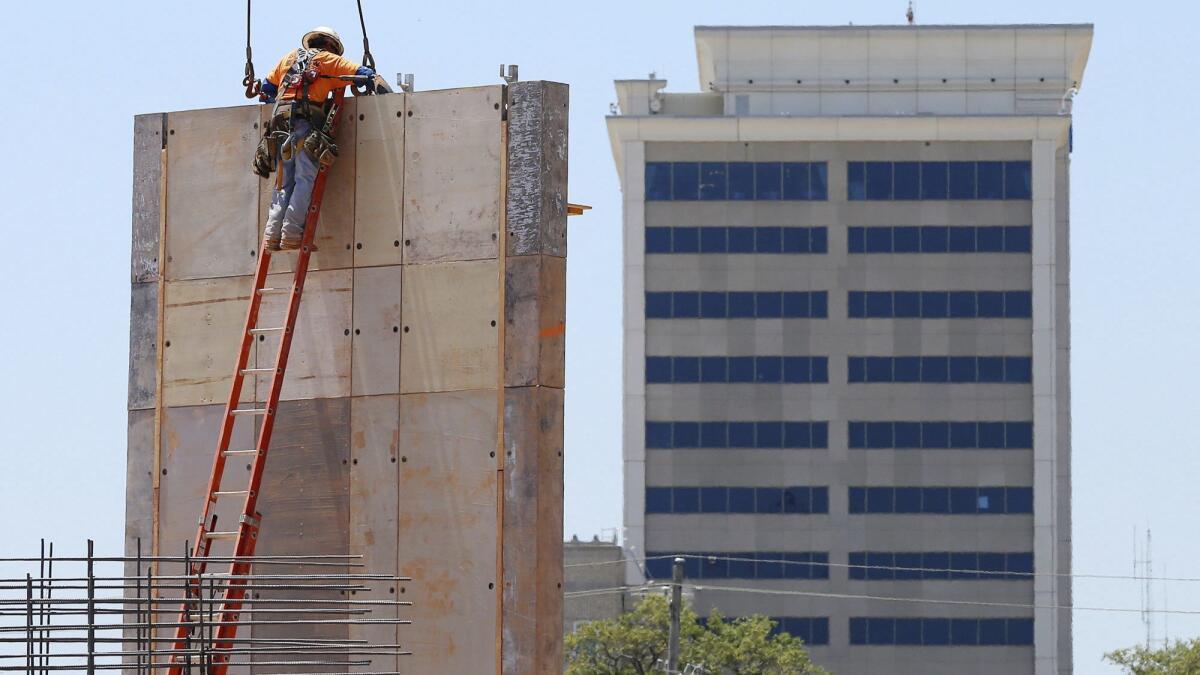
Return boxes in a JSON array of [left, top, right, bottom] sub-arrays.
[[162, 276, 256, 407], [132, 113, 164, 282], [397, 390, 498, 674], [352, 266, 403, 396], [501, 386, 565, 674], [165, 105, 260, 280], [400, 260, 499, 393], [403, 86, 503, 263], [124, 409, 155, 667], [349, 395, 401, 673], [505, 82, 569, 258], [354, 93, 406, 267], [257, 269, 353, 401], [503, 255, 565, 388], [128, 281, 158, 410]]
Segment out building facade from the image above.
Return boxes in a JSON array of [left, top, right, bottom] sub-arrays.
[[608, 25, 1091, 674], [563, 535, 627, 635]]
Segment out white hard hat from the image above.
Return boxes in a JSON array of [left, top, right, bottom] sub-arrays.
[[302, 26, 345, 56]]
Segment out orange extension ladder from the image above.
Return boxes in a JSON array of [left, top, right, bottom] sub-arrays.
[[166, 88, 348, 675]]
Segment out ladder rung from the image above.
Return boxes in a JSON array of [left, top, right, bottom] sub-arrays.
[[203, 531, 239, 540], [240, 367, 277, 375], [221, 449, 259, 457], [213, 490, 250, 497], [230, 408, 268, 416], [257, 287, 289, 295], [249, 326, 285, 334]]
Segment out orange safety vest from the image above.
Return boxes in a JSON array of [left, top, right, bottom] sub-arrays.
[[266, 49, 362, 103]]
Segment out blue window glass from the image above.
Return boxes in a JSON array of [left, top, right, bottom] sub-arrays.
[[1005, 357, 1032, 383], [728, 487, 755, 513], [894, 292, 920, 318], [728, 292, 755, 318], [866, 487, 894, 513], [894, 422, 921, 448], [978, 291, 1005, 318], [645, 227, 671, 253], [848, 487, 866, 513], [921, 226, 949, 253], [783, 292, 810, 318], [811, 487, 829, 513], [849, 617, 868, 645], [950, 487, 979, 514], [700, 555, 727, 579], [1005, 161, 1032, 199], [700, 421, 727, 447], [700, 292, 727, 319], [865, 227, 892, 253], [673, 422, 699, 448], [977, 161, 1004, 199], [756, 357, 783, 384], [811, 292, 829, 319], [756, 226, 782, 253], [848, 227, 866, 254], [977, 226, 1005, 252], [868, 618, 896, 645], [645, 162, 672, 200], [921, 291, 949, 318], [923, 551, 951, 579], [948, 226, 976, 253], [895, 487, 922, 513], [810, 163, 828, 200], [922, 357, 949, 383], [645, 292, 671, 318], [673, 357, 700, 383], [866, 162, 893, 200], [1008, 552, 1033, 579], [1008, 618, 1034, 645], [645, 487, 672, 513], [1005, 225, 1032, 252], [782, 162, 811, 200], [756, 487, 784, 514], [979, 618, 1006, 645], [847, 291, 866, 318], [811, 228, 829, 253], [1007, 487, 1033, 513], [784, 486, 811, 513], [847, 357, 865, 383], [979, 422, 1006, 449], [727, 162, 756, 200], [894, 552, 923, 581], [948, 162, 976, 199], [782, 227, 810, 254], [757, 553, 784, 579], [866, 552, 893, 580], [783, 555, 812, 579], [977, 357, 1004, 383], [865, 291, 893, 318], [1005, 291, 1032, 318], [949, 357, 976, 383], [700, 487, 727, 513], [755, 162, 782, 200], [783, 356, 812, 383], [699, 162, 728, 200], [1006, 422, 1033, 449], [848, 421, 866, 448], [812, 422, 829, 448], [784, 422, 812, 449], [700, 226, 728, 253], [923, 422, 950, 449], [894, 162, 920, 200], [951, 619, 979, 645], [950, 552, 979, 580], [894, 357, 920, 382], [644, 556, 672, 579], [700, 357, 727, 383], [893, 226, 920, 253], [756, 421, 783, 447], [729, 422, 755, 448], [728, 227, 755, 253], [865, 357, 893, 383], [923, 487, 950, 513], [921, 162, 949, 199], [673, 227, 699, 253], [979, 553, 1005, 578], [811, 618, 830, 645], [866, 421, 894, 448], [849, 552, 867, 580], [646, 422, 672, 448], [924, 618, 951, 645], [673, 487, 700, 513], [948, 291, 976, 318], [896, 618, 922, 645], [728, 357, 755, 383], [728, 553, 755, 578], [672, 162, 699, 200], [756, 292, 783, 318], [673, 292, 700, 318], [645, 356, 672, 383], [847, 162, 866, 201]]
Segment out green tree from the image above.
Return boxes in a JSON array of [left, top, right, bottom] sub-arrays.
[[1105, 639, 1200, 675], [565, 595, 826, 674]]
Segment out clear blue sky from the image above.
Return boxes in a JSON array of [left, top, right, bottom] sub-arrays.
[[1, 0, 1196, 670]]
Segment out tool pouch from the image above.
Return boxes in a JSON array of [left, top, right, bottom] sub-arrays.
[[303, 129, 339, 168], [251, 112, 292, 178]]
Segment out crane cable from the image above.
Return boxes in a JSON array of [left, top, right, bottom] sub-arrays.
[[242, 0, 261, 98], [352, 0, 376, 95]]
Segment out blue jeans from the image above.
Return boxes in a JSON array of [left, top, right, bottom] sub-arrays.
[[264, 117, 318, 243]]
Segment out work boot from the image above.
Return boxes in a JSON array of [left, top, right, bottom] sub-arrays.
[[279, 237, 302, 251], [264, 237, 281, 252]]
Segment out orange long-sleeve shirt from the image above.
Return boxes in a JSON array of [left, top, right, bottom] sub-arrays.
[[266, 49, 362, 103]]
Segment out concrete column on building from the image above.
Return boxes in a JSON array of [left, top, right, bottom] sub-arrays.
[[622, 140, 647, 587]]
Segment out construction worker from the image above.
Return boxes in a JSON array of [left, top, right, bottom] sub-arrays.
[[256, 27, 375, 250]]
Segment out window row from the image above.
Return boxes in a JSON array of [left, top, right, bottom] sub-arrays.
[[646, 226, 829, 254], [697, 616, 830, 646], [848, 226, 1032, 254], [848, 421, 1033, 449], [849, 486, 1033, 514], [646, 356, 830, 384], [847, 161, 1032, 201], [848, 290, 1032, 319], [646, 291, 829, 319], [645, 552, 830, 581], [646, 161, 829, 201], [646, 421, 829, 449], [849, 617, 1034, 646], [848, 356, 1033, 384], [849, 551, 1034, 581], [645, 486, 830, 514]]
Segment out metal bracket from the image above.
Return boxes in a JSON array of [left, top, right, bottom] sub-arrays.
[[396, 73, 415, 93], [499, 64, 519, 84]]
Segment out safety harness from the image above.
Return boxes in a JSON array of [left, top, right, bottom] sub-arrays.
[[252, 48, 339, 179]]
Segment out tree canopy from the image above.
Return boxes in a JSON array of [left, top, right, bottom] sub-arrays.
[[1105, 639, 1200, 675]]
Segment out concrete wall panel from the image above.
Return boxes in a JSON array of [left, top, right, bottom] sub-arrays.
[[504, 255, 565, 388], [506, 82, 569, 257], [355, 94, 406, 267], [351, 266, 403, 396], [257, 269, 353, 401], [162, 276, 255, 407], [128, 281, 158, 410], [132, 113, 164, 282], [401, 260, 499, 393]]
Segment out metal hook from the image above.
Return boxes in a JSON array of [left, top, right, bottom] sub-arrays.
[[499, 64, 519, 84], [396, 73, 415, 93]]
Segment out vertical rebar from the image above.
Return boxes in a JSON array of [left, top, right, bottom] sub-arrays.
[[37, 541, 44, 675], [25, 574, 33, 675], [43, 542, 53, 675], [86, 540, 94, 675], [146, 567, 155, 674], [135, 538, 143, 675]]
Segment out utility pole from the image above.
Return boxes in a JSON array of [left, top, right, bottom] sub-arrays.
[[668, 557, 684, 673]]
